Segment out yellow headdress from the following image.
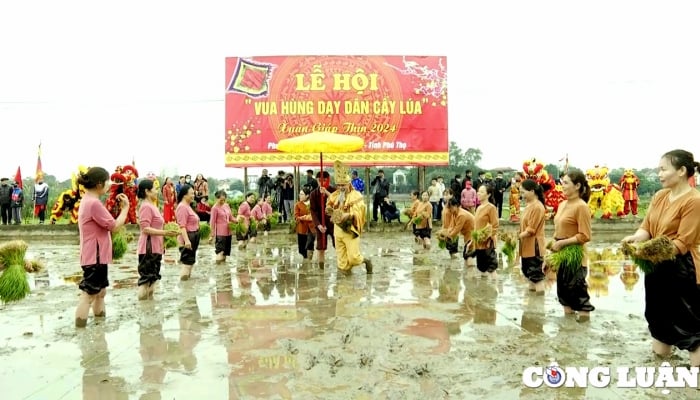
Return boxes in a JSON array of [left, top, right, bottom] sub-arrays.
[[333, 160, 351, 185]]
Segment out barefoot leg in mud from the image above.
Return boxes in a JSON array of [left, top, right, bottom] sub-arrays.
[[652, 338, 673, 358], [92, 288, 107, 317], [75, 292, 93, 327]]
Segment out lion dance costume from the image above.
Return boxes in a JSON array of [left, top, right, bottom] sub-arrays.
[[618, 169, 640, 217], [50, 166, 88, 224], [585, 165, 624, 219], [522, 158, 566, 217], [105, 165, 139, 224]]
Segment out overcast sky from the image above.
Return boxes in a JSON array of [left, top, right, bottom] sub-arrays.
[[1, 0, 698, 181]]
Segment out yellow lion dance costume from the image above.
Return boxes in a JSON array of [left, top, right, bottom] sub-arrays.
[[50, 166, 88, 224], [585, 165, 624, 219]]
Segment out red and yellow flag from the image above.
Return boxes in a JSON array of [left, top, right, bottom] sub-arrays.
[[35, 142, 43, 181], [14, 166, 22, 190]]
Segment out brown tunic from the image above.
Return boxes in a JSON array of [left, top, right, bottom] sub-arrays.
[[641, 189, 700, 283], [474, 202, 499, 249], [446, 208, 475, 242], [519, 200, 546, 258], [414, 201, 433, 229], [552, 199, 592, 265]]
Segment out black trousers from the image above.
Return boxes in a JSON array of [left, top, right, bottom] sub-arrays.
[[0, 204, 10, 224], [372, 195, 383, 221]]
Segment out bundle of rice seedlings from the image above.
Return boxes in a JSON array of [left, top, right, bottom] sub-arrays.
[[269, 212, 280, 225], [0, 264, 30, 303], [500, 231, 518, 265], [471, 224, 493, 245], [0, 240, 28, 267], [164, 222, 180, 249], [24, 259, 44, 273], [229, 220, 248, 236], [620, 237, 674, 274], [199, 222, 212, 241], [636, 236, 675, 264], [544, 244, 584, 274], [438, 236, 456, 249], [0, 240, 30, 303], [412, 216, 423, 225], [111, 228, 128, 260]]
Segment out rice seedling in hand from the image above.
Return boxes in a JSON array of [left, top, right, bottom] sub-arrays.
[[620, 236, 675, 274], [471, 224, 493, 245], [111, 228, 129, 260], [164, 222, 180, 248], [198, 222, 212, 241], [499, 231, 518, 266], [544, 244, 584, 274]]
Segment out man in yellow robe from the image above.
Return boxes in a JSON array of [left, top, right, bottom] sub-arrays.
[[326, 160, 373, 274]]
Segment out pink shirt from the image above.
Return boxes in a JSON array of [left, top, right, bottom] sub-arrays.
[[138, 201, 165, 255], [78, 194, 117, 266], [262, 202, 273, 216], [237, 201, 254, 223], [251, 204, 265, 221], [461, 187, 477, 208], [176, 202, 200, 245], [210, 203, 234, 236]]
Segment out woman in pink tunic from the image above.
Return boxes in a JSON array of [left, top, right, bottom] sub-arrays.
[[236, 192, 258, 247], [176, 184, 200, 280], [75, 167, 130, 328], [209, 190, 235, 262], [136, 179, 179, 300]]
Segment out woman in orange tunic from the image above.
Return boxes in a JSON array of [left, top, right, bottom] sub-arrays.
[[411, 191, 434, 249], [552, 170, 594, 320], [473, 185, 499, 278], [622, 149, 700, 365], [518, 179, 547, 294], [294, 188, 315, 260]]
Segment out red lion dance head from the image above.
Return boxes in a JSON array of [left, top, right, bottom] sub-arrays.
[[522, 158, 566, 215]]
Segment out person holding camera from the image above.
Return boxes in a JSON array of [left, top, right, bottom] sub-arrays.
[[370, 170, 390, 222], [281, 173, 295, 224], [380, 194, 401, 223]]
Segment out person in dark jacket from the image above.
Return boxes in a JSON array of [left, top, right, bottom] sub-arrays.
[[492, 172, 511, 219], [370, 170, 391, 222], [0, 178, 12, 225], [380, 194, 401, 223], [257, 169, 275, 200]]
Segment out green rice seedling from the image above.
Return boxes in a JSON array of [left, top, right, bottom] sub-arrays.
[[544, 244, 584, 274], [0, 240, 28, 267], [199, 222, 212, 241], [164, 222, 180, 248], [0, 264, 30, 303], [111, 229, 128, 260]]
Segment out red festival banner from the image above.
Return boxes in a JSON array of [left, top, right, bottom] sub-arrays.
[[224, 56, 448, 167]]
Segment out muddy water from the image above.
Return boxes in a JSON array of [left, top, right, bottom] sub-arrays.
[[0, 231, 697, 399]]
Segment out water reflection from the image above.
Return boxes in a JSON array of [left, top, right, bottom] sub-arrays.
[[2, 234, 671, 398], [138, 304, 166, 400], [79, 329, 128, 400]]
